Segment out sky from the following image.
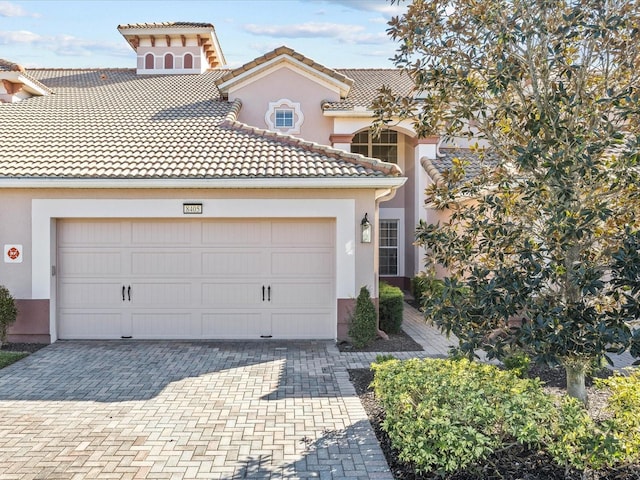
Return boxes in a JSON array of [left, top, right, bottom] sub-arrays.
[[0, 0, 407, 70]]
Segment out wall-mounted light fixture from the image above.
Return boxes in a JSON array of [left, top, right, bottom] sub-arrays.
[[361, 213, 372, 243]]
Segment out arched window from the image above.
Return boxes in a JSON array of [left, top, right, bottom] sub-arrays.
[[184, 53, 193, 69], [164, 54, 174, 69], [350, 129, 398, 164], [145, 53, 154, 69]]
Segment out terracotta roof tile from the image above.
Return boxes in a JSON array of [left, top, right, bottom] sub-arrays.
[[117, 22, 215, 30], [326, 69, 415, 110], [422, 148, 498, 184], [0, 68, 400, 180]]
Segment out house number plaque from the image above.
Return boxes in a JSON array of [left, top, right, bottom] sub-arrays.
[[183, 203, 203, 214]]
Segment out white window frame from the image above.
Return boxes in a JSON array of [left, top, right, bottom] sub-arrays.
[[265, 98, 304, 134], [275, 108, 294, 128], [378, 208, 404, 277]]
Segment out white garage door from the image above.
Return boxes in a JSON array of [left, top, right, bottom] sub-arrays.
[[57, 218, 336, 340]]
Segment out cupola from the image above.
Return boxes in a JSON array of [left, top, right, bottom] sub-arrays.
[[117, 22, 226, 74]]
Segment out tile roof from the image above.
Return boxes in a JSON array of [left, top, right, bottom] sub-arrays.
[[422, 148, 498, 184], [0, 58, 22, 72], [327, 69, 415, 110], [117, 22, 215, 30], [0, 68, 400, 180], [0, 58, 53, 95]]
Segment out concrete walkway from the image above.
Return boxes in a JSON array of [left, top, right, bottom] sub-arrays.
[[0, 303, 634, 479]]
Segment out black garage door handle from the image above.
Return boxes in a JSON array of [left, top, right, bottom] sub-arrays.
[[122, 285, 125, 302], [128, 286, 131, 302]]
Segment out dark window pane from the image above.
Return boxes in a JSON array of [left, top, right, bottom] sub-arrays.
[[352, 131, 369, 144], [379, 220, 399, 275], [351, 145, 369, 156]]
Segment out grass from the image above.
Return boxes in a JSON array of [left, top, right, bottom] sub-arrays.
[[0, 351, 28, 369]]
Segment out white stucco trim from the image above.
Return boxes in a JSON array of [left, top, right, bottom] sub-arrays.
[[2, 177, 406, 189], [218, 55, 351, 98], [379, 207, 405, 278], [265, 99, 304, 135], [32, 198, 357, 341]]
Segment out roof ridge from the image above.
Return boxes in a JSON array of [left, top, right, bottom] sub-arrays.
[[223, 99, 242, 123], [219, 117, 401, 176], [420, 157, 445, 185]]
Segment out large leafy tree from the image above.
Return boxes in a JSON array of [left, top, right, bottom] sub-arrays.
[[374, 0, 640, 403]]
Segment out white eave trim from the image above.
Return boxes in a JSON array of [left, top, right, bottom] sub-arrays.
[[322, 109, 374, 118], [0, 71, 51, 96], [218, 55, 352, 98], [0, 177, 406, 189]]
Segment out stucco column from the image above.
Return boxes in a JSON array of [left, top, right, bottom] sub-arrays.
[[413, 136, 440, 275], [329, 133, 354, 153]]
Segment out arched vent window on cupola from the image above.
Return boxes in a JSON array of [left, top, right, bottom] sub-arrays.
[[145, 53, 154, 69], [164, 54, 174, 69], [184, 53, 193, 69]]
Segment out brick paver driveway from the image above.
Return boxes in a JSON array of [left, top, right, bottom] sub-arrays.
[[0, 341, 392, 480]]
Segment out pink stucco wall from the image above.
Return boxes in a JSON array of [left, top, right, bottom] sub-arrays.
[[229, 66, 337, 146], [7, 299, 50, 343]]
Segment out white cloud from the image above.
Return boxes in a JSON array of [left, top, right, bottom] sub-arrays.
[[243, 22, 388, 45], [0, 30, 130, 58], [316, 0, 405, 16], [244, 22, 363, 39], [0, 1, 40, 17]]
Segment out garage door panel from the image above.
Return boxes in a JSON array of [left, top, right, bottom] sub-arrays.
[[58, 251, 122, 276], [271, 220, 334, 247], [202, 312, 267, 338], [271, 313, 333, 339], [130, 251, 193, 275], [202, 220, 265, 246], [202, 251, 265, 276], [59, 282, 125, 307], [271, 251, 333, 276], [58, 312, 123, 339], [131, 313, 199, 338], [271, 282, 334, 307], [131, 283, 193, 306], [131, 221, 193, 245], [58, 220, 123, 246], [201, 282, 263, 306]]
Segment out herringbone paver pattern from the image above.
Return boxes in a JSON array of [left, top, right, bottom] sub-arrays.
[[1, 303, 633, 479], [0, 340, 390, 480]]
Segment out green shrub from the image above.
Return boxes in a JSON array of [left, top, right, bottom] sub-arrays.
[[548, 396, 622, 472], [374, 354, 396, 364], [596, 369, 640, 462], [503, 350, 531, 378], [348, 286, 377, 348], [411, 274, 444, 313], [378, 282, 404, 334], [410, 274, 429, 304], [371, 358, 556, 475], [0, 285, 18, 346]]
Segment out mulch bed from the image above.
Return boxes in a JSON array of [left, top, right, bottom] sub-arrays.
[[337, 329, 424, 353], [1, 343, 48, 353], [349, 365, 640, 480]]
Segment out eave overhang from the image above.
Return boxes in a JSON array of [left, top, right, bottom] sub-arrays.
[[0, 177, 407, 190]]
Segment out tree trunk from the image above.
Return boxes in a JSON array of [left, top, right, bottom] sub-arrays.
[[565, 360, 588, 406]]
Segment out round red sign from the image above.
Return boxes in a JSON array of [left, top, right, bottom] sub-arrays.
[[7, 247, 20, 260]]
